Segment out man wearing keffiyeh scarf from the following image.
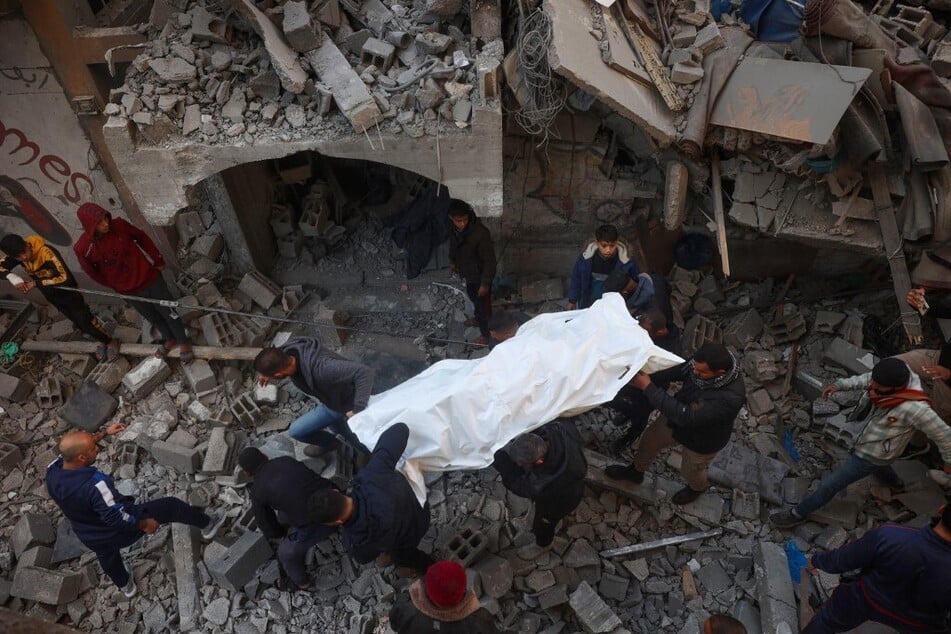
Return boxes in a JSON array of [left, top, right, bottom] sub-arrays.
[[772, 357, 951, 529], [605, 342, 746, 505]]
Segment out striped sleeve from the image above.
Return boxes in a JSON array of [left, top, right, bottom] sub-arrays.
[[90, 475, 137, 527], [909, 404, 951, 464], [36, 245, 69, 286], [835, 372, 871, 392]]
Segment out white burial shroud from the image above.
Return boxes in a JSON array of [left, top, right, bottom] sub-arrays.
[[348, 293, 685, 503]]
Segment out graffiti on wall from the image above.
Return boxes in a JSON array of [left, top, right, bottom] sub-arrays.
[[0, 116, 95, 246]]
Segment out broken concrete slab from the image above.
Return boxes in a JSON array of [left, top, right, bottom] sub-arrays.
[[569, 580, 623, 633], [122, 357, 172, 400], [584, 449, 656, 505], [232, 0, 308, 94], [207, 530, 273, 591], [12, 513, 55, 559], [822, 337, 877, 375], [172, 523, 201, 631], [706, 442, 789, 505], [282, 0, 322, 53], [51, 518, 88, 564], [305, 36, 383, 132], [10, 565, 82, 605], [57, 381, 118, 432], [753, 542, 797, 634]]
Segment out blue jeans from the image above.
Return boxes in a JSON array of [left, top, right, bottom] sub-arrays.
[[287, 404, 369, 454], [795, 454, 902, 518]]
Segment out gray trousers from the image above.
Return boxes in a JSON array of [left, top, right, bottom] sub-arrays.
[[278, 524, 334, 586]]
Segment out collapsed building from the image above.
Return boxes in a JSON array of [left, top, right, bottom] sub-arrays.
[[3, 0, 951, 632]]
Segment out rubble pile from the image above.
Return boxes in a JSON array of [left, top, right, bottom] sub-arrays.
[[106, 0, 503, 146], [2, 213, 950, 632]]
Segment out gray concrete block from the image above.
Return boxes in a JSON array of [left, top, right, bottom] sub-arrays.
[[122, 357, 172, 400], [753, 542, 797, 634], [707, 441, 790, 505], [58, 381, 118, 432], [238, 270, 282, 310], [36, 375, 65, 408], [747, 388, 774, 416], [51, 517, 89, 564], [207, 530, 272, 591], [723, 308, 764, 349], [17, 545, 53, 569], [823, 337, 877, 375], [283, 0, 322, 52], [583, 448, 657, 505], [12, 513, 55, 559], [0, 372, 36, 402], [742, 351, 778, 383], [173, 523, 201, 631], [569, 580, 623, 633], [86, 357, 131, 393], [361, 37, 395, 71], [696, 561, 731, 595], [0, 442, 23, 474], [10, 565, 82, 605], [597, 573, 629, 601], [446, 527, 489, 567], [190, 233, 224, 261], [58, 353, 96, 378], [732, 488, 760, 520], [151, 439, 202, 474], [473, 554, 512, 599], [182, 359, 216, 394], [201, 427, 236, 475]]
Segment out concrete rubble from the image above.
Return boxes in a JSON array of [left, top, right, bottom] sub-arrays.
[[3, 191, 949, 634]]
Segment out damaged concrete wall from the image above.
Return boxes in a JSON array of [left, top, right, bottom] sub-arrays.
[[218, 161, 276, 271], [0, 18, 130, 271]]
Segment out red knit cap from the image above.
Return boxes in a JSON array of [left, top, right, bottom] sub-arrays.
[[424, 560, 467, 607]]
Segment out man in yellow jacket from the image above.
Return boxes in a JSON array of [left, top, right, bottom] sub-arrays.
[[1, 233, 118, 361]]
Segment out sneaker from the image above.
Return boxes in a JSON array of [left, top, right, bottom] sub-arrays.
[[604, 464, 645, 484], [201, 512, 227, 541], [671, 486, 704, 505], [120, 560, 137, 598], [928, 469, 951, 488], [770, 510, 805, 529]]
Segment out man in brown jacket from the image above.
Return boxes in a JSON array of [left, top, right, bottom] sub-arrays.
[[447, 200, 496, 345], [388, 560, 498, 633]]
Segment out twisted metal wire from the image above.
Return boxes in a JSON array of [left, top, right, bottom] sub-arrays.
[[514, 9, 567, 146]]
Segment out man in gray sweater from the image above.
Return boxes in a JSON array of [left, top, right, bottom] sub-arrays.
[[255, 337, 374, 457]]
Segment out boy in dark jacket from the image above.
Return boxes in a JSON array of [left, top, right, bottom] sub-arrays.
[[254, 338, 373, 456], [0, 233, 118, 361], [239, 448, 338, 590], [73, 203, 194, 363], [567, 225, 639, 310], [308, 422, 433, 574], [389, 560, 498, 633], [803, 501, 951, 633], [447, 200, 496, 344], [492, 419, 587, 546], [606, 342, 746, 505], [45, 426, 225, 597]]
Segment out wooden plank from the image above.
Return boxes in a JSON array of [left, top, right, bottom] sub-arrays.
[[711, 155, 731, 277], [621, 16, 685, 112], [868, 163, 924, 344], [21, 340, 261, 361]]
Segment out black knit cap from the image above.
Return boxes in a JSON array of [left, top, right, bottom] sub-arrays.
[[238, 447, 268, 474], [871, 358, 910, 388], [0, 234, 26, 257]]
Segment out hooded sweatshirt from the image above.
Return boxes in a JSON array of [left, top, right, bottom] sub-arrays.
[[45, 456, 140, 548], [0, 235, 75, 290], [567, 240, 639, 307], [448, 207, 496, 286], [281, 337, 374, 413], [73, 203, 163, 293], [388, 584, 499, 633]]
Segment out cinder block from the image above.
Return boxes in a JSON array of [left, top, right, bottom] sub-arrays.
[[477, 57, 500, 103], [520, 277, 564, 304], [10, 565, 82, 605], [822, 337, 877, 375], [190, 233, 224, 261], [731, 488, 760, 520], [446, 528, 489, 567], [238, 270, 282, 310], [58, 381, 118, 432], [177, 296, 203, 323], [233, 506, 258, 534], [282, 0, 322, 52], [122, 357, 172, 400], [741, 351, 778, 383], [769, 311, 807, 344], [723, 308, 764, 350], [36, 375, 66, 409], [753, 542, 797, 633], [207, 530, 272, 591], [230, 392, 263, 427], [116, 443, 142, 467], [361, 37, 395, 71], [0, 442, 23, 474], [182, 359, 216, 394], [792, 369, 823, 401], [201, 427, 237, 475], [253, 383, 278, 404], [86, 357, 131, 393], [58, 353, 97, 378], [198, 313, 244, 347], [568, 581, 623, 633], [151, 439, 202, 474], [932, 40, 951, 77], [0, 372, 34, 402], [473, 554, 513, 599], [683, 314, 722, 356], [17, 545, 53, 570], [12, 513, 55, 559]]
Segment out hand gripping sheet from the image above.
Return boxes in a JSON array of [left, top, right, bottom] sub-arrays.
[[348, 294, 684, 503]]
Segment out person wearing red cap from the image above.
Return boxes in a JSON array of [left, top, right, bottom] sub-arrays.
[[73, 203, 194, 364], [388, 560, 498, 633]]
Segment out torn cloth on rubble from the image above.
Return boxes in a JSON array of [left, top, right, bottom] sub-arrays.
[[348, 293, 684, 503]]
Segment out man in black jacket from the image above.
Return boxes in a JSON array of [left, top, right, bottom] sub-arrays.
[[492, 419, 587, 546], [254, 338, 373, 457], [905, 287, 951, 422], [802, 500, 951, 633], [447, 200, 496, 345], [307, 423, 433, 574], [606, 342, 746, 505], [239, 448, 338, 590]]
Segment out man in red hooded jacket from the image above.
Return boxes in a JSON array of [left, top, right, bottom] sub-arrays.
[[73, 203, 194, 363]]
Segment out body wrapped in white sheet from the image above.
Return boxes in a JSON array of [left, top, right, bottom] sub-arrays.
[[348, 293, 684, 502]]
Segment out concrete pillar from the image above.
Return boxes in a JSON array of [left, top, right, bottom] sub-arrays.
[[200, 173, 255, 273]]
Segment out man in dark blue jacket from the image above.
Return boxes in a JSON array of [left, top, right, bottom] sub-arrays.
[[804, 500, 951, 633], [255, 337, 374, 457], [45, 426, 225, 597], [307, 422, 433, 574], [239, 448, 338, 590]]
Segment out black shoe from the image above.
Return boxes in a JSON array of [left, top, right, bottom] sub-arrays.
[[671, 486, 704, 505], [901, 444, 930, 459], [770, 510, 805, 528], [604, 464, 645, 484]]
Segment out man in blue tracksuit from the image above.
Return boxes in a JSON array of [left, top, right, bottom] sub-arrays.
[[804, 501, 951, 633], [307, 422, 433, 574], [45, 425, 225, 597]]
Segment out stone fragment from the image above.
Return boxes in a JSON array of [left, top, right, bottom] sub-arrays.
[[10, 566, 82, 605], [203, 597, 230, 626], [823, 337, 877, 375], [426, 0, 464, 17], [0, 372, 34, 402], [201, 427, 237, 475], [520, 278, 564, 303], [207, 531, 273, 591], [191, 6, 230, 44], [122, 357, 172, 400], [0, 442, 24, 474], [51, 518, 88, 564], [415, 31, 452, 55], [473, 555, 513, 598], [305, 39, 383, 132], [694, 22, 724, 53], [250, 70, 281, 100], [569, 581, 623, 633], [283, 0, 322, 52], [232, 0, 308, 94], [182, 104, 201, 135], [747, 388, 774, 416], [754, 542, 797, 634], [182, 360, 216, 394], [696, 561, 731, 595], [742, 351, 778, 383], [732, 488, 760, 520], [672, 24, 698, 47], [148, 57, 196, 83], [173, 523, 201, 630], [221, 90, 247, 122], [151, 440, 202, 474], [598, 573, 629, 601], [723, 308, 764, 349], [12, 513, 55, 558], [671, 61, 704, 84]]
